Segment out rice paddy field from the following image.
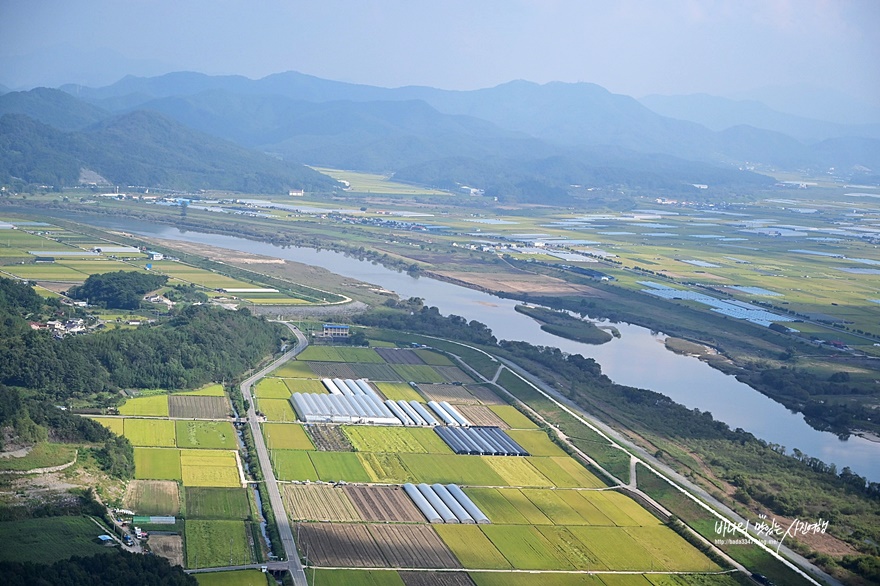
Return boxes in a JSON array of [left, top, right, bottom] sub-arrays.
[[263, 422, 315, 450], [175, 420, 238, 449], [185, 519, 254, 568], [185, 487, 251, 519], [246, 343, 729, 583], [118, 394, 170, 417]]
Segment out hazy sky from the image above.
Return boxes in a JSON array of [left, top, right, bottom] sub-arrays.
[[1, 0, 878, 103]]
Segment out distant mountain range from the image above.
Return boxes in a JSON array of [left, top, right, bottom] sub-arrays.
[[0, 109, 335, 193], [639, 93, 880, 142], [1, 70, 878, 196]]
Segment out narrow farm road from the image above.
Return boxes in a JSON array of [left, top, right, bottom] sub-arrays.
[[240, 322, 309, 586]]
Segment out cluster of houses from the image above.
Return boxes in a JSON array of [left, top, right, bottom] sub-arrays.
[[29, 318, 87, 337]]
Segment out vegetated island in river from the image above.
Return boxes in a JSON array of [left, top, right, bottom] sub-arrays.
[[514, 304, 618, 345]]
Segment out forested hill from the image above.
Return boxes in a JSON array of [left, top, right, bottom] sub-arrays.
[[0, 110, 337, 193], [0, 276, 285, 402]]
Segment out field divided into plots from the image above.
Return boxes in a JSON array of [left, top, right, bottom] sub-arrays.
[[296, 523, 459, 569], [250, 344, 722, 579]]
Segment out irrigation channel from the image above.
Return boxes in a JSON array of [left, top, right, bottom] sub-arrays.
[[83, 218, 880, 481]]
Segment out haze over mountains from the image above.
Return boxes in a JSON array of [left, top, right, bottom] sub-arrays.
[[1, 70, 878, 197]]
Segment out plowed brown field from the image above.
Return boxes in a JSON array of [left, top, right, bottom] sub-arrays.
[[455, 405, 509, 428], [368, 524, 460, 569], [417, 384, 480, 405], [344, 485, 424, 523], [169, 396, 229, 418], [297, 523, 385, 567]]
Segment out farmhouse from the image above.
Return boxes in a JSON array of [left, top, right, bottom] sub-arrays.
[[318, 323, 350, 338]]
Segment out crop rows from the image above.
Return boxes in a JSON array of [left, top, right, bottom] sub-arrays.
[[374, 348, 426, 364], [169, 395, 230, 418], [345, 485, 424, 523], [417, 384, 482, 405], [454, 405, 509, 428], [308, 362, 403, 381], [284, 484, 361, 522], [296, 523, 459, 569]]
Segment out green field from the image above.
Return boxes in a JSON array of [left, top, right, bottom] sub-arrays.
[[480, 525, 579, 570], [390, 364, 445, 383], [285, 378, 328, 393], [0, 516, 115, 564], [505, 430, 568, 457], [197, 570, 272, 586], [434, 524, 511, 569], [526, 456, 606, 489], [297, 346, 386, 363], [185, 520, 253, 568], [263, 423, 315, 450], [149, 261, 255, 290], [257, 398, 297, 422], [255, 378, 292, 398], [488, 405, 539, 429], [343, 426, 450, 454], [0, 442, 77, 471], [2, 264, 91, 281], [134, 447, 182, 480], [374, 382, 422, 402], [399, 453, 506, 486], [584, 491, 661, 526], [89, 416, 124, 435], [309, 450, 371, 482], [175, 383, 226, 396], [465, 488, 532, 525], [176, 420, 238, 449], [118, 394, 169, 417], [357, 452, 416, 483], [186, 487, 251, 520], [271, 361, 318, 378], [124, 418, 176, 446], [519, 489, 608, 525], [272, 450, 318, 481], [482, 455, 553, 487]]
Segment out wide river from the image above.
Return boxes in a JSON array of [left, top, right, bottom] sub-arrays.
[[87, 217, 880, 480]]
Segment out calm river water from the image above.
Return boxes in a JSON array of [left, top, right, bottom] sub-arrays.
[[87, 217, 879, 480]]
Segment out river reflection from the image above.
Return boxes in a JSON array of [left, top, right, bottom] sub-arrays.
[[82, 217, 880, 480]]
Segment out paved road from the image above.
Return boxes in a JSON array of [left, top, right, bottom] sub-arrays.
[[240, 322, 309, 586]]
